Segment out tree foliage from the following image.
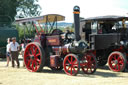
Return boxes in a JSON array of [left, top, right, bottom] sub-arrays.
[[16, 0, 41, 18], [0, 0, 41, 22]]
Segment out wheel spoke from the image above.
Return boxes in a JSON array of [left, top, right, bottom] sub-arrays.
[[65, 64, 70, 66], [117, 56, 121, 61], [72, 59, 77, 64], [113, 55, 117, 60], [34, 48, 38, 56], [119, 60, 123, 64], [117, 64, 120, 70], [36, 53, 40, 57], [67, 66, 71, 70], [36, 59, 41, 64], [113, 64, 117, 69], [89, 67, 93, 73], [70, 67, 73, 75], [88, 56, 91, 61], [31, 61, 35, 71], [67, 59, 71, 64], [111, 61, 115, 64], [86, 68, 88, 72], [27, 60, 31, 67], [72, 67, 77, 73], [73, 64, 78, 67], [30, 47, 34, 55], [71, 56, 73, 63], [34, 61, 38, 71]]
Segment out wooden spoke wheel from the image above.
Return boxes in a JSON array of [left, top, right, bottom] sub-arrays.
[[81, 53, 97, 74], [63, 54, 80, 76], [24, 42, 45, 72], [108, 51, 126, 72]]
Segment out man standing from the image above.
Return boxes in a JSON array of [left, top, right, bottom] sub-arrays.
[[9, 37, 20, 68]]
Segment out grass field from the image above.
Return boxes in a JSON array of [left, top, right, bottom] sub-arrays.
[[0, 56, 128, 85]]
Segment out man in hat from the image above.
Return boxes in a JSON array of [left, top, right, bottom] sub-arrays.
[[9, 37, 20, 68]]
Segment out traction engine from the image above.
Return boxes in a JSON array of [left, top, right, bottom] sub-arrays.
[[23, 6, 97, 76]]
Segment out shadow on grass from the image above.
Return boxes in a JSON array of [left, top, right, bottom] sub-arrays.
[[1, 58, 128, 78], [40, 68, 65, 74], [38, 67, 127, 78], [98, 65, 110, 70]]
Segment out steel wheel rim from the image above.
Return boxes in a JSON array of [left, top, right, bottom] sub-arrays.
[[64, 55, 79, 76], [108, 53, 124, 72], [81, 54, 96, 74], [24, 44, 41, 72]]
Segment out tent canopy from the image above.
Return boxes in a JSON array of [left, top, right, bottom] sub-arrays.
[[16, 14, 65, 23]]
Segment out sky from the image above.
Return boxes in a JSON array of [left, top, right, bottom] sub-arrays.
[[38, 0, 128, 22]]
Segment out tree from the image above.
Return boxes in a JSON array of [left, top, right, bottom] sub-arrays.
[[16, 0, 41, 18], [0, 0, 41, 23]]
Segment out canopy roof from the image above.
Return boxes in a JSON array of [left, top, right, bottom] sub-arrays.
[[38, 14, 65, 23], [81, 15, 128, 22], [16, 14, 65, 23]]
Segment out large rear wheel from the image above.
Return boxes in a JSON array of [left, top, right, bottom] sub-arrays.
[[108, 51, 126, 72], [63, 54, 80, 76], [24, 42, 45, 72]]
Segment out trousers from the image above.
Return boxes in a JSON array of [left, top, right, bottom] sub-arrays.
[[11, 51, 20, 67]]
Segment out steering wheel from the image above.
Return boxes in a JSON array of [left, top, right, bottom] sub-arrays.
[[51, 29, 63, 35]]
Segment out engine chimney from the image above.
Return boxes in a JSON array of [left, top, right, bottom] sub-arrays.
[[73, 6, 80, 41]]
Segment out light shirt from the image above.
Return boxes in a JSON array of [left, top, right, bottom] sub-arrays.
[[21, 43, 25, 51], [6, 43, 10, 52], [10, 42, 20, 51]]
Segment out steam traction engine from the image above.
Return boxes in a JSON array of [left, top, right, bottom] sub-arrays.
[[80, 14, 128, 72], [22, 6, 97, 76]]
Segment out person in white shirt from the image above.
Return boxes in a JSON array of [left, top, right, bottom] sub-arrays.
[[9, 37, 20, 68], [21, 39, 25, 67], [6, 38, 11, 67]]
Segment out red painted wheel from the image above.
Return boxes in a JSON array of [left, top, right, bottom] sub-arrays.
[[24, 42, 45, 72], [81, 53, 97, 74], [63, 54, 80, 76], [108, 51, 126, 72]]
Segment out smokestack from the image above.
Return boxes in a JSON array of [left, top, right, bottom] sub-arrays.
[[73, 6, 80, 41]]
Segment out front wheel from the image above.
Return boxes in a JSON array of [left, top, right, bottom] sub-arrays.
[[108, 51, 126, 72], [63, 54, 80, 76]]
